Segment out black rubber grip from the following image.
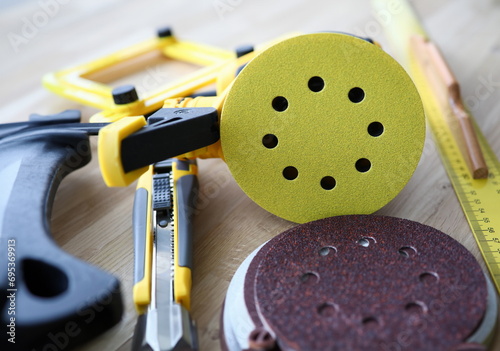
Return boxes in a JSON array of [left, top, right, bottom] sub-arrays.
[[175, 168, 198, 269], [0, 124, 123, 350], [133, 188, 149, 285]]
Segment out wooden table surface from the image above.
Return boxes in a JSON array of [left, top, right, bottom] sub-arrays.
[[1, 0, 500, 350]]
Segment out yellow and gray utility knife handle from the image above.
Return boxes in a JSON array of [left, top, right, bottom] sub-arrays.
[[172, 158, 198, 311], [132, 159, 198, 313]]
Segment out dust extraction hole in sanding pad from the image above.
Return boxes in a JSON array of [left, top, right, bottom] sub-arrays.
[[220, 216, 495, 351], [221, 33, 425, 223]]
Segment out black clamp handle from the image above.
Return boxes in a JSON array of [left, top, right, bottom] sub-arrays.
[[120, 107, 220, 173], [0, 111, 123, 351]]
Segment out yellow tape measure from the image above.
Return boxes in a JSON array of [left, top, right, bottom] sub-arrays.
[[373, 0, 500, 293], [414, 67, 500, 292]]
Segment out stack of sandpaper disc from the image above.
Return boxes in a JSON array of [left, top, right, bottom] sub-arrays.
[[221, 215, 497, 351]]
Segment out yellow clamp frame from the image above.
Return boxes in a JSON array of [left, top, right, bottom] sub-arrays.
[[43, 30, 235, 123]]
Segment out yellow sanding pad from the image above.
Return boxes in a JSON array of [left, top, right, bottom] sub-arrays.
[[220, 33, 425, 223]]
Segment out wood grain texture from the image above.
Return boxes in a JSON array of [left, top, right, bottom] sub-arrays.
[[1, 0, 499, 350]]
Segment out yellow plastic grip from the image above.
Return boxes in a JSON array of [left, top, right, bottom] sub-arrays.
[[98, 116, 148, 187], [132, 167, 154, 314]]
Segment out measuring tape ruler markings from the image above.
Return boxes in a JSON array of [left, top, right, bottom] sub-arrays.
[[408, 22, 500, 297], [424, 93, 500, 290], [372, 0, 500, 294]]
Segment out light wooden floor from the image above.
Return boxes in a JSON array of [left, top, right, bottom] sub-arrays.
[[1, 0, 500, 350]]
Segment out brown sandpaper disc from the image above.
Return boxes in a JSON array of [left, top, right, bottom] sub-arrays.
[[245, 215, 488, 351]]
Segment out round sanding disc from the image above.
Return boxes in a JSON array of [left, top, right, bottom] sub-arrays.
[[220, 33, 425, 223], [221, 216, 493, 351]]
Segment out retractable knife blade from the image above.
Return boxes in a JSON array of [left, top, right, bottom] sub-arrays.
[[132, 159, 198, 351]]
